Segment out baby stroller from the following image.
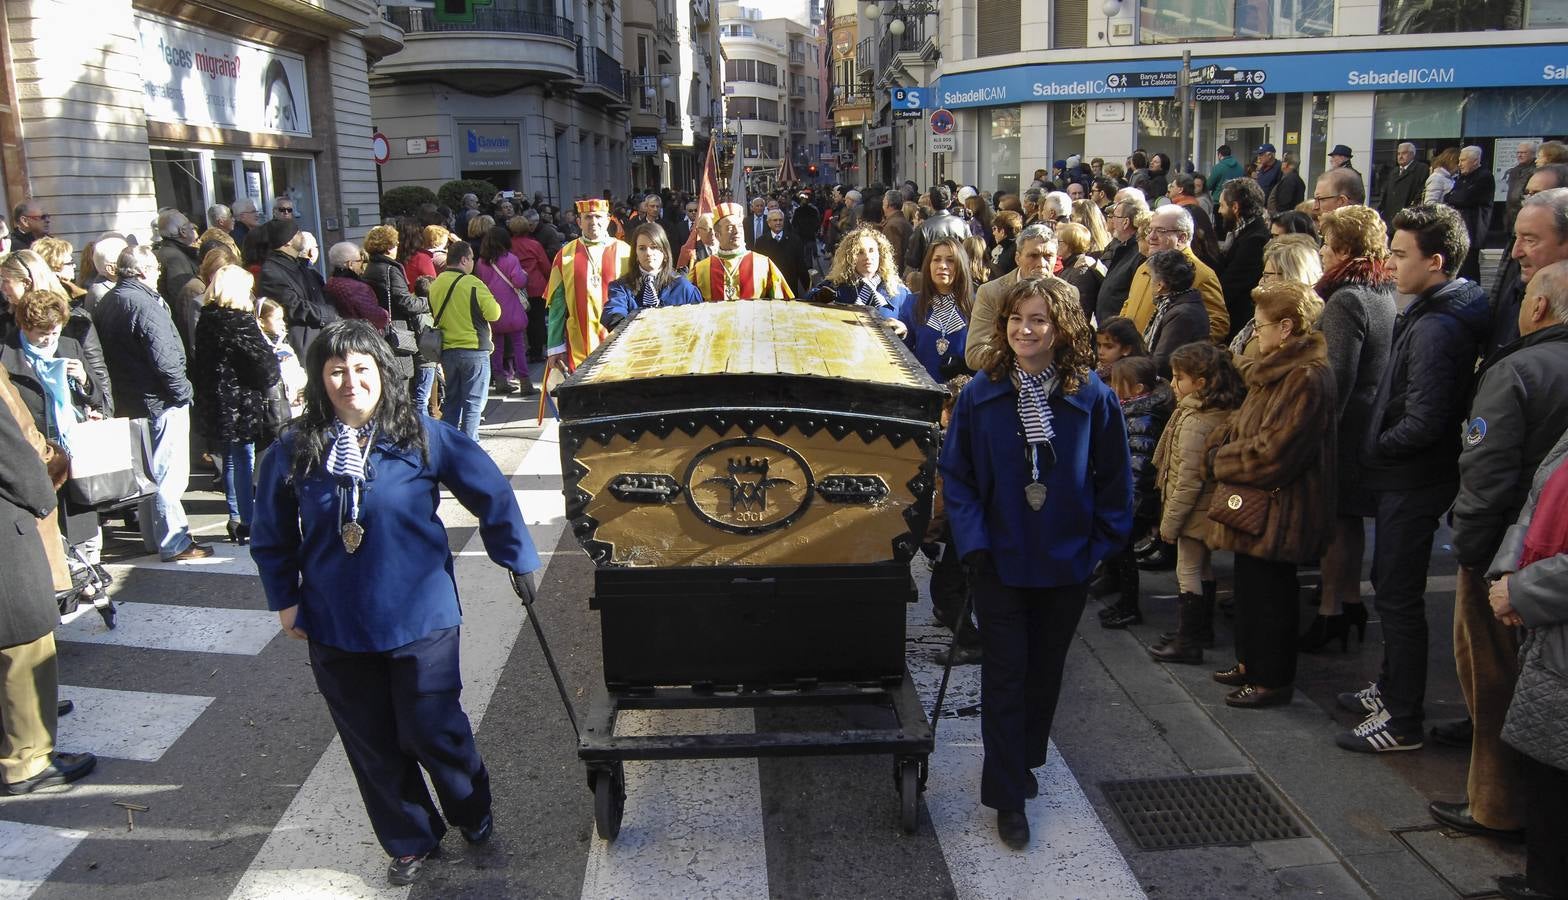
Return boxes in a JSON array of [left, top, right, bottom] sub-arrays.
[[57, 538, 116, 629]]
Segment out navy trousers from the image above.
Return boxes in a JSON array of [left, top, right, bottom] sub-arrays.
[[1370, 481, 1458, 732], [972, 577, 1087, 812], [309, 626, 490, 858]]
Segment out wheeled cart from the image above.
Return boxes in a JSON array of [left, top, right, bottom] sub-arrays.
[[535, 300, 953, 840]]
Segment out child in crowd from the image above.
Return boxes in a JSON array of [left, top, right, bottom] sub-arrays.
[[1098, 356, 1173, 628], [925, 374, 981, 664], [1147, 343, 1247, 664], [258, 298, 306, 419], [1095, 316, 1146, 380]]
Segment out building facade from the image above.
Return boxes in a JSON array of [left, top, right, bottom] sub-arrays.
[[625, 0, 724, 192], [370, 0, 631, 209], [720, 2, 825, 191], [1, 0, 395, 249], [841, 0, 1568, 214]]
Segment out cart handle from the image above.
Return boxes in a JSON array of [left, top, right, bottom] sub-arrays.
[[524, 603, 582, 740], [927, 587, 971, 733]]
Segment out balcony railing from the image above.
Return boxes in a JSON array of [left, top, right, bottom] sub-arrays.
[[855, 38, 874, 79], [656, 13, 679, 39], [384, 2, 575, 41], [583, 46, 626, 97], [877, 19, 926, 68]]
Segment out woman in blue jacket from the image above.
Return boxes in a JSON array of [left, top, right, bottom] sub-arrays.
[[898, 236, 974, 381], [939, 275, 1133, 850], [251, 320, 540, 887], [825, 226, 911, 318], [602, 222, 702, 329]]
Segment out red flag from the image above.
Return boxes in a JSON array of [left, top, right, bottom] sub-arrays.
[[679, 138, 721, 269]]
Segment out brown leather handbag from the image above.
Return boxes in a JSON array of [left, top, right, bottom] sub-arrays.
[[1208, 483, 1275, 537]]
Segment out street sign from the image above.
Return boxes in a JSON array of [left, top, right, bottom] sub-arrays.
[[930, 134, 956, 153], [630, 135, 660, 155], [1187, 63, 1221, 84], [371, 131, 390, 166], [1193, 85, 1267, 102], [929, 108, 955, 135], [1106, 71, 1178, 89], [893, 108, 922, 120], [1216, 68, 1266, 85], [890, 87, 929, 110]]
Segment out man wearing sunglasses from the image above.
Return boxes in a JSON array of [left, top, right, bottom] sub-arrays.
[[9, 203, 50, 252]]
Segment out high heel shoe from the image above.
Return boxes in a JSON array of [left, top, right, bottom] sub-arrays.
[[227, 521, 249, 545], [1343, 602, 1368, 643], [1298, 613, 1351, 652]]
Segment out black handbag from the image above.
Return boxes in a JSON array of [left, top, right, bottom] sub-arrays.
[[417, 276, 470, 364], [261, 379, 294, 437]]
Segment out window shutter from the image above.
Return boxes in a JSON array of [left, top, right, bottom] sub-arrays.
[[977, 0, 1021, 56], [1055, 0, 1088, 49]]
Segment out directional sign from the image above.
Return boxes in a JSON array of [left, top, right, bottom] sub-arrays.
[[929, 108, 955, 135], [1218, 68, 1267, 85], [890, 87, 929, 110], [1106, 72, 1178, 89], [1188, 63, 1221, 84], [893, 108, 923, 120], [1193, 85, 1267, 102]]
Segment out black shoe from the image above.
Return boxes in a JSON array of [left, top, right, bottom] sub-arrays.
[[1428, 800, 1525, 841], [1298, 613, 1351, 653], [57, 699, 74, 717], [1135, 543, 1176, 570], [1224, 684, 1294, 708], [3, 751, 96, 795], [461, 814, 494, 844], [1497, 874, 1563, 900], [387, 846, 440, 886], [1430, 717, 1474, 748], [1096, 603, 1121, 623], [997, 810, 1030, 849], [1101, 607, 1143, 629], [1025, 771, 1038, 799], [1343, 601, 1368, 643], [1212, 665, 1247, 686], [226, 520, 245, 544]]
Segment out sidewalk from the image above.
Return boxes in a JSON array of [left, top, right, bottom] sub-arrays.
[[1051, 518, 1522, 899]]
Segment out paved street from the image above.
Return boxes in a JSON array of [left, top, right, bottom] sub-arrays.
[[0, 384, 1522, 899]]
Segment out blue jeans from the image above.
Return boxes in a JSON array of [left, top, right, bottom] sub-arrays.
[[145, 404, 194, 559], [440, 350, 490, 439], [411, 366, 437, 416], [223, 441, 256, 525]]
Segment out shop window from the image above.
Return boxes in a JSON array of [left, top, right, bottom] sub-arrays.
[[1052, 102, 1087, 163], [1055, 0, 1088, 48], [979, 106, 1021, 196], [1463, 87, 1568, 136], [271, 156, 319, 242], [1140, 0, 1330, 41], [1377, 0, 1568, 32], [151, 149, 205, 222], [1135, 100, 1182, 165], [1374, 90, 1464, 141]]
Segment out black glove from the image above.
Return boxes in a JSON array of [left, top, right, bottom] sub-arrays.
[[962, 550, 995, 577], [509, 570, 537, 605]]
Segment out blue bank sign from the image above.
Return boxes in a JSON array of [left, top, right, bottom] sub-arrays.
[[937, 45, 1568, 108]]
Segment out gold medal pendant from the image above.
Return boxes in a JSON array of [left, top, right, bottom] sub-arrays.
[[936, 336, 951, 355], [1024, 481, 1047, 511], [341, 521, 365, 554]]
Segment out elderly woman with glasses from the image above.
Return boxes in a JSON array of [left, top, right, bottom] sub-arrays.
[[1230, 235, 1324, 364]]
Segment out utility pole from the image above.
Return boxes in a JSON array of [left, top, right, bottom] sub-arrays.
[[1178, 49, 1190, 176]]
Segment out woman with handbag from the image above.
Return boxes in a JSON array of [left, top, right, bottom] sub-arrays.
[[474, 227, 532, 397], [1204, 280, 1336, 708], [940, 276, 1133, 849], [0, 289, 110, 561], [362, 225, 433, 409], [249, 320, 540, 887], [190, 266, 281, 544]]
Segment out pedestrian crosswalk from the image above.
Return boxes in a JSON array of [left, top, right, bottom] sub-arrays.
[[1, 417, 1148, 899]]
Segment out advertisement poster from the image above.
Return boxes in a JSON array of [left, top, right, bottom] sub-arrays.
[[137, 14, 312, 137]]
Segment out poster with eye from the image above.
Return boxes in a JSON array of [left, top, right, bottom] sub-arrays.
[[136, 14, 312, 138]]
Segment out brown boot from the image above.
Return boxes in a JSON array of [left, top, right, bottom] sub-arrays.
[[1148, 592, 1205, 664]]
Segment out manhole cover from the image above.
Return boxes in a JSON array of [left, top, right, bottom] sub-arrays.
[[1101, 773, 1306, 851]]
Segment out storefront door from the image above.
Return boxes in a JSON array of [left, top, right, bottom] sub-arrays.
[[1219, 119, 1274, 168]]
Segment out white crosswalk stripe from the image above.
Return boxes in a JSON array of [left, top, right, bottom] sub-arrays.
[[54, 686, 214, 763], [0, 821, 89, 899], [58, 602, 279, 656]]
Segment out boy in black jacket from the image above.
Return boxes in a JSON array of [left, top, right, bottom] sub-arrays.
[[1100, 356, 1173, 628]]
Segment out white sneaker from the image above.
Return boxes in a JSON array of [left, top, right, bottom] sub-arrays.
[[1335, 709, 1423, 753], [1336, 682, 1384, 715]]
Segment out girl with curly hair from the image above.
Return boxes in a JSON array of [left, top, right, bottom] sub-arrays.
[[938, 275, 1134, 849], [826, 225, 910, 320]]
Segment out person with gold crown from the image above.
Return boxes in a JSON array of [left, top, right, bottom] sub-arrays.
[[545, 198, 633, 373], [687, 201, 795, 302]]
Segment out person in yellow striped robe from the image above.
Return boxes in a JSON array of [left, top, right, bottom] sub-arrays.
[[545, 199, 633, 373], [687, 202, 795, 301]]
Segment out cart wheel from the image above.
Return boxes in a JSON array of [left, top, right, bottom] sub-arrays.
[[591, 763, 626, 841], [895, 759, 920, 835], [99, 601, 116, 630]]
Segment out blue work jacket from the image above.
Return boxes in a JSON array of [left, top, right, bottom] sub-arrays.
[[604, 275, 704, 322], [939, 369, 1134, 588], [251, 415, 540, 652], [897, 294, 972, 382], [833, 280, 908, 319]]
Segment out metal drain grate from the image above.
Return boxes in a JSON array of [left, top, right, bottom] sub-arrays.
[[1100, 773, 1306, 851]]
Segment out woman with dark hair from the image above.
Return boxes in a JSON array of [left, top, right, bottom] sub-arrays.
[[1144, 153, 1171, 205], [898, 236, 975, 381], [989, 211, 1022, 280], [251, 319, 540, 887], [1270, 210, 1318, 239], [603, 222, 702, 328], [475, 226, 531, 396], [940, 276, 1133, 849], [1142, 249, 1210, 380]]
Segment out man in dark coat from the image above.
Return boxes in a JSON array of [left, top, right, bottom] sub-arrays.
[[1218, 178, 1270, 337], [1266, 156, 1306, 215], [881, 190, 913, 278], [1501, 141, 1538, 238], [1338, 203, 1490, 755], [258, 218, 339, 356], [1438, 258, 1568, 841], [1446, 146, 1496, 283], [1488, 173, 1568, 357], [753, 209, 808, 296], [153, 209, 201, 305], [904, 184, 971, 272], [0, 367, 97, 795], [1375, 142, 1430, 228], [1097, 196, 1146, 325]]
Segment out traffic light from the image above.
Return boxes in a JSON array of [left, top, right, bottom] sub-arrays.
[[807, 164, 818, 175], [434, 0, 493, 24]]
